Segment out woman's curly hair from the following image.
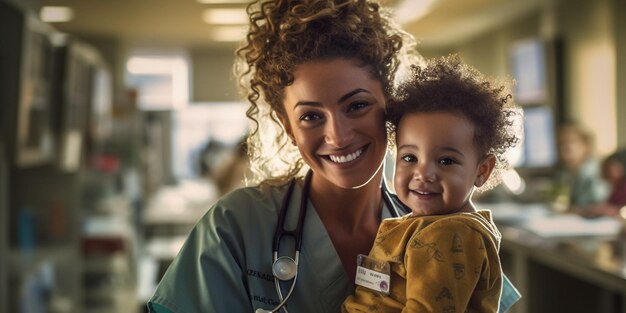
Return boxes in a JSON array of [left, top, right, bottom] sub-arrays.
[[387, 55, 521, 192], [234, 0, 421, 185]]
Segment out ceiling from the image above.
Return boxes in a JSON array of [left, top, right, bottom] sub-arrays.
[[40, 0, 548, 50]]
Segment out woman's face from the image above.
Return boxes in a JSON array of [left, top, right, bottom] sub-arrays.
[[279, 58, 387, 189]]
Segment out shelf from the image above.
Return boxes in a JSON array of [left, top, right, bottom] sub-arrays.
[[8, 246, 79, 271]]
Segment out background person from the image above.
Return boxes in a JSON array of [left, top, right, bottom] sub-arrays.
[[552, 122, 608, 211], [583, 149, 626, 217]]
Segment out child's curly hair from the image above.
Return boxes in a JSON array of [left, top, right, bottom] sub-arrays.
[[387, 55, 521, 191], [235, 0, 421, 184]]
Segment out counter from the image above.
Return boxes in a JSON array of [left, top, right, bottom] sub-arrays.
[[485, 202, 626, 313]]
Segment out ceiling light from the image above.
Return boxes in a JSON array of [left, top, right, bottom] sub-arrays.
[[126, 57, 183, 74], [210, 26, 247, 42], [40, 6, 74, 23], [202, 8, 248, 25]]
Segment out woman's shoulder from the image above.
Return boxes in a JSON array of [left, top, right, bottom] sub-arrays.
[[219, 182, 290, 205], [206, 181, 293, 219]]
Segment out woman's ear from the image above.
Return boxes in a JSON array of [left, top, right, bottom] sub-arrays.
[[475, 154, 496, 187], [277, 113, 296, 145]]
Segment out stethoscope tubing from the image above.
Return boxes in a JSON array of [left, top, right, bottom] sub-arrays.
[[260, 171, 405, 313]]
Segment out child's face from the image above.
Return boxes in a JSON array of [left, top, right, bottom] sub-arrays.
[[394, 112, 494, 217], [602, 159, 625, 186]]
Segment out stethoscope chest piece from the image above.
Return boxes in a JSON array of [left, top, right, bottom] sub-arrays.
[[273, 256, 297, 281], [257, 170, 405, 313]]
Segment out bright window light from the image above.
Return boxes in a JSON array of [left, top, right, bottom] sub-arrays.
[[202, 8, 248, 25], [40, 6, 74, 23], [502, 168, 525, 195], [125, 55, 190, 110], [127, 57, 181, 75], [210, 26, 247, 42]]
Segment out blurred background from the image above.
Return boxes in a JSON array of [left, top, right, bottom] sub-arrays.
[[1, 0, 625, 312]]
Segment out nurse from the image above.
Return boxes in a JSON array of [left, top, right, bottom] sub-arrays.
[[148, 0, 520, 312]]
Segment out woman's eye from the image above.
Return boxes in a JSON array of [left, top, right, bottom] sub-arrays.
[[347, 101, 369, 112], [299, 112, 322, 121], [401, 154, 417, 163]]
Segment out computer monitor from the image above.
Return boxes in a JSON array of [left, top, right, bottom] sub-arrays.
[[511, 105, 558, 170], [510, 38, 549, 105]]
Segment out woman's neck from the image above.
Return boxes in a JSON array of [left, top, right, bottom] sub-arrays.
[[308, 173, 383, 233], [307, 172, 384, 282]]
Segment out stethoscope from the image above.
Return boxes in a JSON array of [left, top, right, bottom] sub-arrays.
[[256, 170, 407, 313]]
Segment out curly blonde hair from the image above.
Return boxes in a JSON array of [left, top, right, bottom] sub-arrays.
[[387, 55, 521, 192], [234, 0, 420, 185]]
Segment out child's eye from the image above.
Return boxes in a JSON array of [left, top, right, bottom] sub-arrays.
[[401, 154, 417, 163], [439, 158, 457, 166]]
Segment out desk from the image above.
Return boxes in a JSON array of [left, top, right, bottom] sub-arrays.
[[484, 203, 626, 313]]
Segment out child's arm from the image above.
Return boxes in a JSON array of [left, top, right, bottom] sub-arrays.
[[403, 220, 502, 313]]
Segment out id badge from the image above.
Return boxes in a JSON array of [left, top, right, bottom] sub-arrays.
[[355, 254, 391, 294]]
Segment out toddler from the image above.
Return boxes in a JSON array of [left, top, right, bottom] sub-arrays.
[[343, 55, 520, 313]]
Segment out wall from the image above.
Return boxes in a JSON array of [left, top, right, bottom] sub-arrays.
[[1, 0, 42, 12], [84, 42, 240, 104], [615, 0, 626, 148], [457, 13, 542, 80], [190, 48, 240, 102], [558, 0, 616, 156], [446, 0, 619, 156]]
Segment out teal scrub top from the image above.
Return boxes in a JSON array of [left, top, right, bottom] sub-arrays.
[[148, 182, 520, 313]]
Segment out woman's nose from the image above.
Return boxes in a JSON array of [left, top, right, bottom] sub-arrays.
[[324, 115, 354, 147]]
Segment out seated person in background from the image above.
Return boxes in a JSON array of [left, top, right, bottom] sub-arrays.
[[553, 122, 609, 211], [583, 149, 626, 217], [213, 138, 249, 195], [342, 55, 520, 313]]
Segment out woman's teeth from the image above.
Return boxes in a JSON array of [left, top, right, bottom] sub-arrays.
[[329, 148, 363, 164]]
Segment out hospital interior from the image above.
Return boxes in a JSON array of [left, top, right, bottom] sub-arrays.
[[1, 0, 626, 312]]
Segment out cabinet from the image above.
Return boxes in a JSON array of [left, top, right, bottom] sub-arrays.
[[1, 2, 139, 311], [1, 141, 8, 313]]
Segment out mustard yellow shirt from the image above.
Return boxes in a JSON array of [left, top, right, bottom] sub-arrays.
[[343, 210, 502, 313]]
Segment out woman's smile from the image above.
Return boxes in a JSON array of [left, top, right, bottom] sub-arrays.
[[281, 58, 387, 189], [324, 145, 367, 164]]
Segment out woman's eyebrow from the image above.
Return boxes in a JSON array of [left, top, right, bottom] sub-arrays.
[[338, 88, 369, 103], [293, 88, 371, 109], [293, 100, 321, 109]]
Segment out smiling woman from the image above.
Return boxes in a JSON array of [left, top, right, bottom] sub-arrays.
[[279, 59, 388, 190]]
